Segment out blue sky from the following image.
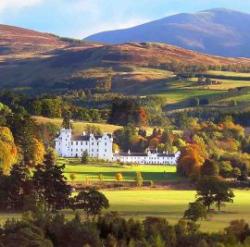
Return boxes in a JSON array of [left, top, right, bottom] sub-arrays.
[[0, 0, 250, 38]]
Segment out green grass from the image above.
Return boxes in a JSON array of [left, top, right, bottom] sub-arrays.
[[1, 189, 249, 232], [207, 70, 250, 77], [63, 160, 179, 182], [102, 189, 250, 232]]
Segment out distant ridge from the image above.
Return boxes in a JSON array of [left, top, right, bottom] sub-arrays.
[[85, 8, 250, 58]]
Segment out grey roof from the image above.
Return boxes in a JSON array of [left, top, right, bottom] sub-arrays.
[[72, 136, 90, 141]]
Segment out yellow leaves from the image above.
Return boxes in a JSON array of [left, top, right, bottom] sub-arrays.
[[112, 143, 120, 154], [0, 127, 17, 175], [178, 143, 206, 177], [33, 138, 45, 165]]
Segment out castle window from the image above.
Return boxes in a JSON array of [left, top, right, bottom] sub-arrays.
[[71, 142, 73, 145]]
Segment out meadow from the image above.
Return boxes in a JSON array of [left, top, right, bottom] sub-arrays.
[[1, 189, 249, 232], [102, 189, 250, 232], [63, 162, 179, 183]]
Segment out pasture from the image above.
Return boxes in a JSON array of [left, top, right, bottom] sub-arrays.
[[102, 189, 250, 232], [63, 160, 179, 183], [1, 190, 250, 232]]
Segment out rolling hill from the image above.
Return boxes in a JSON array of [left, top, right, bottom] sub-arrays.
[[85, 8, 250, 58], [1, 24, 250, 95]]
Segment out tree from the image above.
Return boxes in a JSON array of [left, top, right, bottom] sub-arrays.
[[196, 176, 234, 211], [232, 167, 241, 179], [220, 161, 233, 178], [200, 159, 219, 177], [184, 201, 207, 222], [33, 138, 45, 165], [62, 110, 72, 129], [33, 151, 71, 211], [115, 172, 123, 182], [71, 189, 109, 219], [0, 127, 18, 174], [177, 144, 206, 177], [81, 151, 89, 164], [8, 114, 36, 164], [214, 181, 235, 211], [135, 172, 143, 187]]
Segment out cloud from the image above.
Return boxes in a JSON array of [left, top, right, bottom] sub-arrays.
[[0, 0, 43, 13]]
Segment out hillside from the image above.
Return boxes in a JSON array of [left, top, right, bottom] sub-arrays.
[[85, 8, 250, 58], [1, 27, 250, 95], [0, 24, 68, 58]]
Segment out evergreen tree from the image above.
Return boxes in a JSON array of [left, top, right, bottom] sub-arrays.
[[33, 151, 71, 211]]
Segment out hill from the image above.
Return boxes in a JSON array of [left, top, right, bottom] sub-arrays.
[[0, 24, 68, 58], [1, 27, 250, 95], [85, 8, 250, 58]]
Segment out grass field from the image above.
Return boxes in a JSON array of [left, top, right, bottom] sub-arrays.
[[63, 161, 179, 182], [102, 189, 250, 232], [33, 116, 122, 134], [1, 189, 249, 232], [206, 70, 250, 77]]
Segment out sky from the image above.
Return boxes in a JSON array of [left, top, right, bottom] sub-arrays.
[[0, 0, 250, 39]]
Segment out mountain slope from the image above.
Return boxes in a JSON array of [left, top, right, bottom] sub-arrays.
[[0, 24, 68, 56], [1, 40, 250, 94], [85, 8, 250, 57]]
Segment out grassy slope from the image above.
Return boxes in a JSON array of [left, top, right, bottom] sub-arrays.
[[33, 116, 122, 134]]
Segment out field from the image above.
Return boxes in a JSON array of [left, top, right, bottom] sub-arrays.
[[63, 161, 179, 182], [0, 189, 249, 232], [102, 189, 250, 232], [33, 116, 122, 134]]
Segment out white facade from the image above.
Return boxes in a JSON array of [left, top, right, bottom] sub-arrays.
[[55, 128, 180, 165], [113, 150, 180, 165], [55, 128, 113, 161]]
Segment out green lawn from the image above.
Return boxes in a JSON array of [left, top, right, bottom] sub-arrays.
[[63, 161, 179, 182], [103, 189, 250, 232], [1, 189, 249, 232]]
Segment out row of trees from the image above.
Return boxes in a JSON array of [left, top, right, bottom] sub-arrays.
[[177, 116, 250, 181], [1, 209, 250, 246]]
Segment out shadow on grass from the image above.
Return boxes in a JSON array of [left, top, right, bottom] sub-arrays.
[[65, 171, 181, 182]]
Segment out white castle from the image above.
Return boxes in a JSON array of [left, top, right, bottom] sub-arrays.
[[55, 128, 180, 165]]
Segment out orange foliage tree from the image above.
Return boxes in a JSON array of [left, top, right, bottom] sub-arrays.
[[177, 143, 206, 177]]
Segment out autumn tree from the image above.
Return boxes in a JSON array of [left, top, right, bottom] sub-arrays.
[[177, 143, 206, 177], [33, 138, 45, 165], [115, 172, 124, 182], [135, 171, 143, 187], [0, 127, 18, 174]]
